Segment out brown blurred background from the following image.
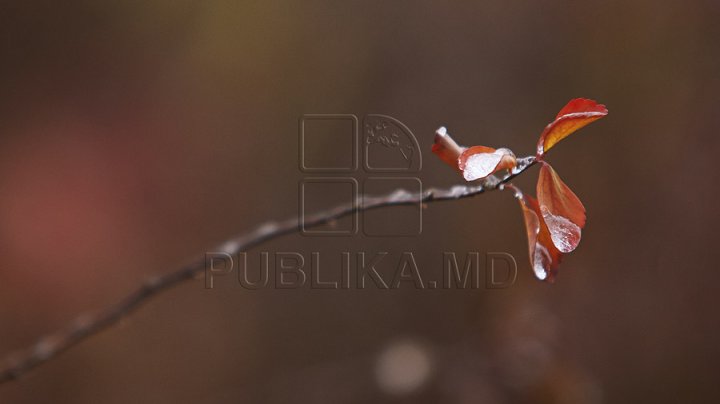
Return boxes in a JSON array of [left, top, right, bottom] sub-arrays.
[[1, 0, 719, 403]]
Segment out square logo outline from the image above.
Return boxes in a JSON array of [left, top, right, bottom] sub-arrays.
[[299, 177, 359, 236], [299, 114, 358, 173], [361, 176, 423, 237]]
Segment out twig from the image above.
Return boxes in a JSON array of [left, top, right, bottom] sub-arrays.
[[0, 156, 536, 385]]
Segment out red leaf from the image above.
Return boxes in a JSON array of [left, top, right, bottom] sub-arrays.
[[536, 98, 608, 156], [431, 127, 466, 171], [513, 187, 563, 282], [536, 163, 586, 253], [458, 146, 516, 181]]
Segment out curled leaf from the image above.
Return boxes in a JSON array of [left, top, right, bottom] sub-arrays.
[[536, 163, 586, 253], [536, 98, 608, 156], [511, 186, 562, 282], [432, 127, 466, 171], [458, 146, 516, 181]]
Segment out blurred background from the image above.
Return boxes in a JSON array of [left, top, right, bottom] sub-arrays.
[[1, 0, 719, 403]]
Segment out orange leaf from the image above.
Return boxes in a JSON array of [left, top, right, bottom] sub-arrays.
[[458, 146, 516, 181], [536, 98, 608, 156], [536, 163, 586, 253], [513, 187, 563, 282], [432, 127, 466, 171]]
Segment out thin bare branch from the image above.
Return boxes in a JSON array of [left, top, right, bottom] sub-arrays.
[[0, 156, 536, 385]]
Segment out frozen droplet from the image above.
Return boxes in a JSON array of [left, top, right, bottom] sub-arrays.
[[541, 208, 581, 253], [533, 244, 550, 280], [462, 152, 502, 181]]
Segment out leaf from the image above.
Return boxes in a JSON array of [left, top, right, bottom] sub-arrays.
[[513, 187, 563, 282], [536, 163, 586, 253], [536, 98, 608, 156], [431, 127, 466, 171], [458, 146, 516, 181]]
